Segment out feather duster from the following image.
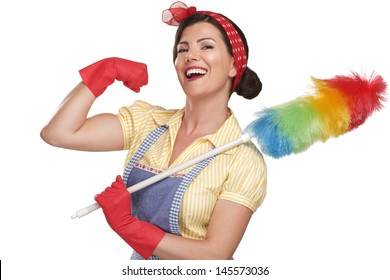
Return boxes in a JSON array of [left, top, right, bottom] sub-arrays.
[[245, 72, 387, 158]]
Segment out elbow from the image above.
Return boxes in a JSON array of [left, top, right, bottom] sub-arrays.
[[212, 251, 234, 260], [40, 125, 63, 148], [205, 244, 235, 260], [40, 126, 54, 146]]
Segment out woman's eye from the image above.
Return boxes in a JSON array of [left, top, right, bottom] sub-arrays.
[[178, 48, 188, 53], [202, 45, 214, 50]]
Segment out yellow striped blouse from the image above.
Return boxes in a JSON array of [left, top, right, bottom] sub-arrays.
[[117, 100, 267, 240]]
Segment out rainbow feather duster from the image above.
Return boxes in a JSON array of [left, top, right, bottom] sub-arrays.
[[246, 72, 387, 158]]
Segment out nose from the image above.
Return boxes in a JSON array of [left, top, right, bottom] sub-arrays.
[[185, 49, 199, 62]]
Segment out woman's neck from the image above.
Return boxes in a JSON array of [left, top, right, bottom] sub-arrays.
[[181, 97, 230, 136]]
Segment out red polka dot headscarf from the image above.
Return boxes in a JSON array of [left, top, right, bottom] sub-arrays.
[[162, 1, 247, 92]]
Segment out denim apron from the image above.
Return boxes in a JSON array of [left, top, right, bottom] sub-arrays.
[[123, 125, 216, 260]]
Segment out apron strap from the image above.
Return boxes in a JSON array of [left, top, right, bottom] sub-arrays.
[[123, 125, 168, 185], [169, 152, 217, 235]]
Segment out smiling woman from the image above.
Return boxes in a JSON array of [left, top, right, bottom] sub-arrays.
[[174, 22, 238, 103], [40, 1, 267, 260], [171, 10, 262, 99]]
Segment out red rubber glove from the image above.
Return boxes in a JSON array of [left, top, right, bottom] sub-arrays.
[[95, 175, 165, 259], [79, 57, 148, 97]]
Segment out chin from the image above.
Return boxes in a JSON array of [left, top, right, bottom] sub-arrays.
[[182, 83, 207, 97]]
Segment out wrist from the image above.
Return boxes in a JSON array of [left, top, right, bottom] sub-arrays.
[[106, 212, 134, 233], [78, 58, 116, 97]]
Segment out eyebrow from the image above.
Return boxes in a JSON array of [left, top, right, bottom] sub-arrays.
[[178, 37, 217, 45]]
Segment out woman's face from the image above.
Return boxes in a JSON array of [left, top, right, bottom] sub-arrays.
[[174, 22, 236, 99]]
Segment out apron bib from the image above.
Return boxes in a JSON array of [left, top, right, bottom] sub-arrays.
[[123, 125, 216, 260]]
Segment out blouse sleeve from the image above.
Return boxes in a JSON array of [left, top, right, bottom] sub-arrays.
[[116, 100, 155, 150], [219, 144, 267, 212]]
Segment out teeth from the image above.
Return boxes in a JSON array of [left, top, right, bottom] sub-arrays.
[[186, 68, 207, 78]]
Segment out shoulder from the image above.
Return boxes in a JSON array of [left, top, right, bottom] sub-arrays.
[[121, 100, 179, 117], [222, 141, 267, 211], [118, 100, 182, 125], [232, 141, 266, 171], [118, 100, 181, 150], [118, 100, 165, 115]]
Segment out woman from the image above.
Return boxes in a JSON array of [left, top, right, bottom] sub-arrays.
[[40, 2, 267, 260]]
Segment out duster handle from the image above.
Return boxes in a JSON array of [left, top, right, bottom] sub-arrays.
[[71, 134, 251, 219]]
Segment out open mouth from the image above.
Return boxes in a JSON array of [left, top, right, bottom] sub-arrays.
[[185, 68, 207, 79]]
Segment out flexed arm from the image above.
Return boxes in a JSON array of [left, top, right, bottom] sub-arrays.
[[40, 57, 148, 151]]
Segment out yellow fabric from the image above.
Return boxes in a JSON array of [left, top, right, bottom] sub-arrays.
[[117, 100, 267, 240]]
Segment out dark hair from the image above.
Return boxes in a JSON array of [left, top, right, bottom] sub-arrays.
[[173, 13, 262, 99]]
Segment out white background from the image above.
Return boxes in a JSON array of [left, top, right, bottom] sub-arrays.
[[1, 0, 389, 279]]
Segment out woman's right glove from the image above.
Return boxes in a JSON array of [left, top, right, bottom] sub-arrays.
[[95, 175, 165, 260], [79, 57, 148, 97]]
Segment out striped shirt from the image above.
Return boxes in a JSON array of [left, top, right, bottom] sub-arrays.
[[117, 100, 267, 240]]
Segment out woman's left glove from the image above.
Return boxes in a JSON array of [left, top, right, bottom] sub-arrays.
[[95, 175, 165, 259], [79, 57, 148, 97]]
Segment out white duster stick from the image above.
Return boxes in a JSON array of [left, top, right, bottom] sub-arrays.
[[71, 134, 251, 219]]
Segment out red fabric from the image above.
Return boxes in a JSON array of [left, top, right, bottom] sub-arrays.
[[79, 57, 148, 97], [95, 175, 165, 260], [162, 1, 196, 26], [162, 1, 247, 92]]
